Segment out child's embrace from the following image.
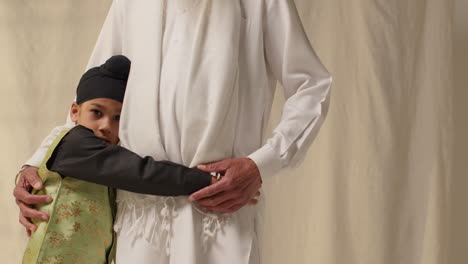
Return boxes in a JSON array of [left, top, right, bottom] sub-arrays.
[[22, 55, 222, 263]]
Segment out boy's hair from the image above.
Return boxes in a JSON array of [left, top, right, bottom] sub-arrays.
[[76, 55, 131, 105]]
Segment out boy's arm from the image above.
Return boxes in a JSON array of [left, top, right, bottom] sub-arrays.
[[48, 125, 212, 196]]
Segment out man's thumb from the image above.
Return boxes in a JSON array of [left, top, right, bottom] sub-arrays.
[[24, 168, 43, 190]]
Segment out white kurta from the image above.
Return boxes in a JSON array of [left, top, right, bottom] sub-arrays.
[[26, 0, 333, 263]]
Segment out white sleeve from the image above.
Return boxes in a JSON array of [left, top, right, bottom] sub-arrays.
[[247, 0, 333, 180], [25, 0, 124, 167]]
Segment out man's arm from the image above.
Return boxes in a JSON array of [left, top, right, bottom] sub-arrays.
[[48, 125, 212, 196], [190, 0, 332, 212], [247, 0, 333, 180]]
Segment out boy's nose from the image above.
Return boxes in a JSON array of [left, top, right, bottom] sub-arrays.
[[99, 119, 112, 135]]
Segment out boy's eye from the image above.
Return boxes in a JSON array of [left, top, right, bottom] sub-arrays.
[[91, 109, 102, 117], [114, 115, 121, 121]]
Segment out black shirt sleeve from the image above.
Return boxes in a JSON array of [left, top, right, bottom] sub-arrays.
[[46, 125, 212, 196]]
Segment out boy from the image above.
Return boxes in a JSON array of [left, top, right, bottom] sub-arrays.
[[22, 55, 222, 263]]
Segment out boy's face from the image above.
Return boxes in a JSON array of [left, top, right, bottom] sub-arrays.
[[70, 98, 122, 145]]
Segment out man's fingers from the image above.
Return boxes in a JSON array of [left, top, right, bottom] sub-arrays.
[[189, 178, 229, 201], [196, 190, 239, 207], [14, 187, 52, 205], [195, 179, 255, 208], [22, 167, 42, 190], [249, 199, 258, 205], [19, 213, 37, 232], [216, 198, 241, 211], [249, 190, 260, 204], [200, 189, 257, 213], [18, 202, 49, 221], [196, 159, 230, 173], [228, 203, 244, 212]]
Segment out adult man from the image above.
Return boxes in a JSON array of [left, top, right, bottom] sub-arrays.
[[15, 0, 332, 263]]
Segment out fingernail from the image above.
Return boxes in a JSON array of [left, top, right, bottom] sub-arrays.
[[33, 182, 42, 189], [41, 215, 48, 221], [188, 196, 195, 201], [46, 197, 53, 203], [197, 165, 206, 169]]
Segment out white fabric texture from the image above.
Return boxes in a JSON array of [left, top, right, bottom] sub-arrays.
[[22, 0, 332, 263]]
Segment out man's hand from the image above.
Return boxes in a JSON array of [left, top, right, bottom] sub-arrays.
[[189, 158, 262, 213], [209, 175, 260, 206], [13, 166, 52, 236]]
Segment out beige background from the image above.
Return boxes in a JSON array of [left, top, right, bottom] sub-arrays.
[[1, 0, 466, 263]]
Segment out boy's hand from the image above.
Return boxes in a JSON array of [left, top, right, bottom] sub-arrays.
[[210, 175, 219, 185], [13, 166, 52, 235]]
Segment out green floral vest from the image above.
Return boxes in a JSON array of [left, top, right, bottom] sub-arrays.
[[22, 128, 116, 264]]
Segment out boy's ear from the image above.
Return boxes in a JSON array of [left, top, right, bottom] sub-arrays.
[[70, 102, 80, 123]]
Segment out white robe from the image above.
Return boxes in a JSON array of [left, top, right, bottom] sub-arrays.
[[26, 0, 333, 263]]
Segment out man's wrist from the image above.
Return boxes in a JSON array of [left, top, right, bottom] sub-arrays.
[[247, 144, 283, 181], [244, 157, 262, 184]]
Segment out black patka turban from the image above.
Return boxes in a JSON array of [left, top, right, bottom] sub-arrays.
[[76, 55, 131, 104]]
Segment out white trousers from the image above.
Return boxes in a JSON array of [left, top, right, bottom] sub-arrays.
[[114, 190, 264, 264]]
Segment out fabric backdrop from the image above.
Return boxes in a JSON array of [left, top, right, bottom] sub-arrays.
[[1, 0, 465, 263]]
